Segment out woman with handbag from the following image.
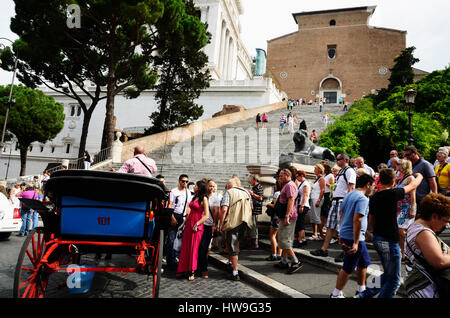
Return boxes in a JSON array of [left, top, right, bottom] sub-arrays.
[[176, 180, 210, 281], [405, 193, 450, 298]]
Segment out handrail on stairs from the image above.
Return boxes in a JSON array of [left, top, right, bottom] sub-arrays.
[[46, 146, 112, 174]]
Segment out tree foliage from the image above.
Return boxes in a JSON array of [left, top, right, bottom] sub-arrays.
[[145, 0, 210, 135], [0, 85, 64, 175], [387, 46, 420, 91], [1, 0, 207, 157], [319, 96, 445, 167]]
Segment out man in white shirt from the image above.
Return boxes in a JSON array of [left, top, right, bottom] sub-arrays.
[[166, 174, 192, 270]]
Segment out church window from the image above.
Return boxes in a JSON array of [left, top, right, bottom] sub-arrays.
[[330, 19, 336, 26], [327, 45, 337, 59], [66, 144, 71, 154], [70, 105, 75, 116], [77, 106, 82, 116]]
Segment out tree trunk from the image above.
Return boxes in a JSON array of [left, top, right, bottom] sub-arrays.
[[101, 29, 117, 151], [77, 109, 93, 158], [19, 146, 28, 176], [101, 82, 116, 151]]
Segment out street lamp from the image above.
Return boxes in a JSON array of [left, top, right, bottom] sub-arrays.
[[404, 86, 416, 146], [0, 37, 19, 149]]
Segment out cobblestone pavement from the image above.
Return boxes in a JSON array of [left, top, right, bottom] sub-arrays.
[[0, 241, 270, 299]]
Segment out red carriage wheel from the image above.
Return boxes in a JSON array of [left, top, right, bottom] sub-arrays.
[[152, 229, 164, 298], [13, 228, 51, 298]]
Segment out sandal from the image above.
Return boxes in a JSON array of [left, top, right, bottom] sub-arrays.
[[188, 273, 195, 281]]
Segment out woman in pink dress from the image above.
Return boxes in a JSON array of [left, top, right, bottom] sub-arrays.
[[176, 180, 210, 281]]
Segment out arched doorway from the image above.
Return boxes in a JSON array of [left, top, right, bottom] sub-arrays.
[[319, 76, 342, 104]]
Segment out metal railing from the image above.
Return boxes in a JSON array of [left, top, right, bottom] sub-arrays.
[[46, 147, 112, 175]]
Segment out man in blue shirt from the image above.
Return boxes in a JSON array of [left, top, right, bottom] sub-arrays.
[[330, 174, 375, 298]]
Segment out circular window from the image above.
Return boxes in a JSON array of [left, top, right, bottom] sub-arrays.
[[330, 19, 336, 26], [379, 66, 388, 75], [280, 72, 287, 79], [328, 48, 336, 59]]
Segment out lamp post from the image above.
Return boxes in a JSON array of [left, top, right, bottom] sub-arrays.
[[404, 87, 416, 146], [0, 37, 19, 149]]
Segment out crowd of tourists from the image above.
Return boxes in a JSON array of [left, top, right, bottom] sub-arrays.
[[4, 142, 448, 298], [155, 143, 449, 297]]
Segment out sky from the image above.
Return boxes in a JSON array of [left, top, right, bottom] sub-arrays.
[[1, 0, 449, 85]]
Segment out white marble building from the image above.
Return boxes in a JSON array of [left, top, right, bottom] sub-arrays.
[[0, 0, 285, 179]]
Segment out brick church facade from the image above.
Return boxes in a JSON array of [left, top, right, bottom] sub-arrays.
[[266, 6, 407, 103]]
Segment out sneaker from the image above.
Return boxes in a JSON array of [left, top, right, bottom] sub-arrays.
[[298, 240, 308, 247], [330, 292, 345, 298], [276, 255, 282, 261], [287, 261, 303, 274], [265, 255, 278, 261], [293, 240, 301, 248], [228, 273, 240, 281], [310, 249, 328, 257], [274, 261, 289, 269], [308, 235, 320, 241], [334, 252, 344, 263], [353, 291, 362, 298], [330, 238, 339, 244]]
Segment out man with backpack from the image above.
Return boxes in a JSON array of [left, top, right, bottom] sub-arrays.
[[311, 153, 356, 258], [219, 178, 253, 281]]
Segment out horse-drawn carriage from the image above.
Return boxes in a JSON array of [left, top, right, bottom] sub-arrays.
[[14, 170, 172, 298]]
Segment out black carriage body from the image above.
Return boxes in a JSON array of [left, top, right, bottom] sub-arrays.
[[41, 170, 171, 252]]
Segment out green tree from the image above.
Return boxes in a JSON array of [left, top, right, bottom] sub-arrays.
[[372, 46, 420, 106], [387, 46, 420, 91], [319, 98, 444, 166], [146, 0, 210, 134], [0, 85, 64, 175], [1, 0, 205, 157]]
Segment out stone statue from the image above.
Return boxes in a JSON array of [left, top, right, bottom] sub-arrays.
[[279, 129, 335, 168]]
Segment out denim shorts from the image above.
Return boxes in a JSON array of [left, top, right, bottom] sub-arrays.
[[271, 216, 279, 230], [341, 238, 371, 274]]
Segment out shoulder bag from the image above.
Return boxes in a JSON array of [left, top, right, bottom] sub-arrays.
[[406, 231, 450, 298]]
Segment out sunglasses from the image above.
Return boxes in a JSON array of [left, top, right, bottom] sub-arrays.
[[180, 180, 189, 183], [336, 157, 344, 161]]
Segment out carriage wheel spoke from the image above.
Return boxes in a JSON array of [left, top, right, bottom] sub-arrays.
[[26, 249, 35, 266], [31, 235, 37, 262]]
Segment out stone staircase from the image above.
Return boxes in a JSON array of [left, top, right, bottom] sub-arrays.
[[103, 103, 345, 191]]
